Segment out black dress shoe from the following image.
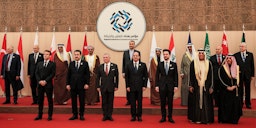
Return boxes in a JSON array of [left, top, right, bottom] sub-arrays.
[[108, 116, 114, 121], [125, 102, 131, 106], [80, 116, 85, 120], [2, 101, 11, 104], [130, 117, 136, 121], [168, 118, 175, 123], [246, 105, 252, 109], [137, 117, 142, 122], [34, 116, 42, 120], [47, 117, 52, 121], [69, 115, 78, 120], [102, 116, 107, 121], [31, 102, 38, 105], [159, 118, 166, 123], [13, 101, 18, 104]]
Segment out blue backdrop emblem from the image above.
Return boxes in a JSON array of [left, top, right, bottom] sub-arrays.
[[110, 10, 133, 33]]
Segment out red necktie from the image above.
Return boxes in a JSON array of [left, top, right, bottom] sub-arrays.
[[218, 55, 221, 65], [105, 64, 108, 75]]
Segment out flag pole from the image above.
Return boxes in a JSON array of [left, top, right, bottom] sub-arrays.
[[4, 26, 7, 34], [85, 26, 87, 34], [53, 26, 55, 32], [188, 25, 191, 33], [205, 25, 208, 32], [242, 24, 245, 32], [19, 26, 23, 97], [223, 24, 225, 32]]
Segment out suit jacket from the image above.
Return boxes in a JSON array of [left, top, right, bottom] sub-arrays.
[[155, 61, 178, 92], [35, 60, 56, 87], [27, 52, 44, 78], [122, 49, 140, 73], [234, 51, 255, 79], [1, 53, 21, 78], [66, 60, 90, 90], [209, 54, 225, 81], [96, 63, 119, 92], [125, 61, 148, 92]]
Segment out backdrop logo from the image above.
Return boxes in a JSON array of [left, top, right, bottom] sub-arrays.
[[97, 2, 146, 51], [110, 10, 133, 33]]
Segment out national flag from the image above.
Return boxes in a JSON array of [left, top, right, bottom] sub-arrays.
[[82, 34, 88, 56], [66, 33, 73, 60], [50, 32, 56, 61], [16, 35, 24, 91], [149, 31, 157, 64], [147, 31, 158, 88], [0, 34, 7, 92], [169, 32, 176, 62], [34, 30, 39, 45], [204, 32, 211, 59], [221, 32, 229, 56], [241, 31, 246, 43], [187, 32, 196, 59]]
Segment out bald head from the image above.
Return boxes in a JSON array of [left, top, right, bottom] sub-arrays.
[[215, 46, 222, 55], [7, 46, 14, 54]]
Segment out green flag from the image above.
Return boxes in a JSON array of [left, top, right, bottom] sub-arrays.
[[204, 32, 211, 60], [241, 32, 246, 43]]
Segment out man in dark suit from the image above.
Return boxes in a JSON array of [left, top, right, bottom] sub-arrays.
[[0, 46, 21, 104], [155, 49, 178, 123], [27, 45, 44, 105], [234, 43, 254, 109], [66, 50, 90, 121], [125, 51, 148, 122], [209, 46, 225, 107], [34, 50, 56, 121], [96, 53, 119, 121], [122, 40, 140, 105]]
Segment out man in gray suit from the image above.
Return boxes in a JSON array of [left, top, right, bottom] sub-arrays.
[[96, 53, 119, 121]]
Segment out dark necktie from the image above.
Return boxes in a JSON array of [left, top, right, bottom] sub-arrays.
[[5, 54, 10, 71], [76, 61, 79, 70], [44, 61, 47, 67], [134, 62, 138, 72], [105, 64, 108, 75], [242, 53, 246, 62], [165, 62, 168, 75]]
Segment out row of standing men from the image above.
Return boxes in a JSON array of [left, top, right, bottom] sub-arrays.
[[0, 40, 254, 124]]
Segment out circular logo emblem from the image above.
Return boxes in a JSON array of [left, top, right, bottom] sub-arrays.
[[97, 2, 146, 51]]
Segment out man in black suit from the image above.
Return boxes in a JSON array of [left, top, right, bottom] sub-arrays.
[[96, 53, 119, 121], [34, 50, 56, 121], [155, 49, 178, 123], [66, 50, 90, 121], [0, 46, 21, 104], [234, 43, 254, 109], [125, 51, 148, 122], [209, 46, 225, 107], [122, 40, 140, 105], [28, 45, 44, 105]]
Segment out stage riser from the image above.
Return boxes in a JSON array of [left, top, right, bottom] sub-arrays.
[[0, 107, 255, 117]]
